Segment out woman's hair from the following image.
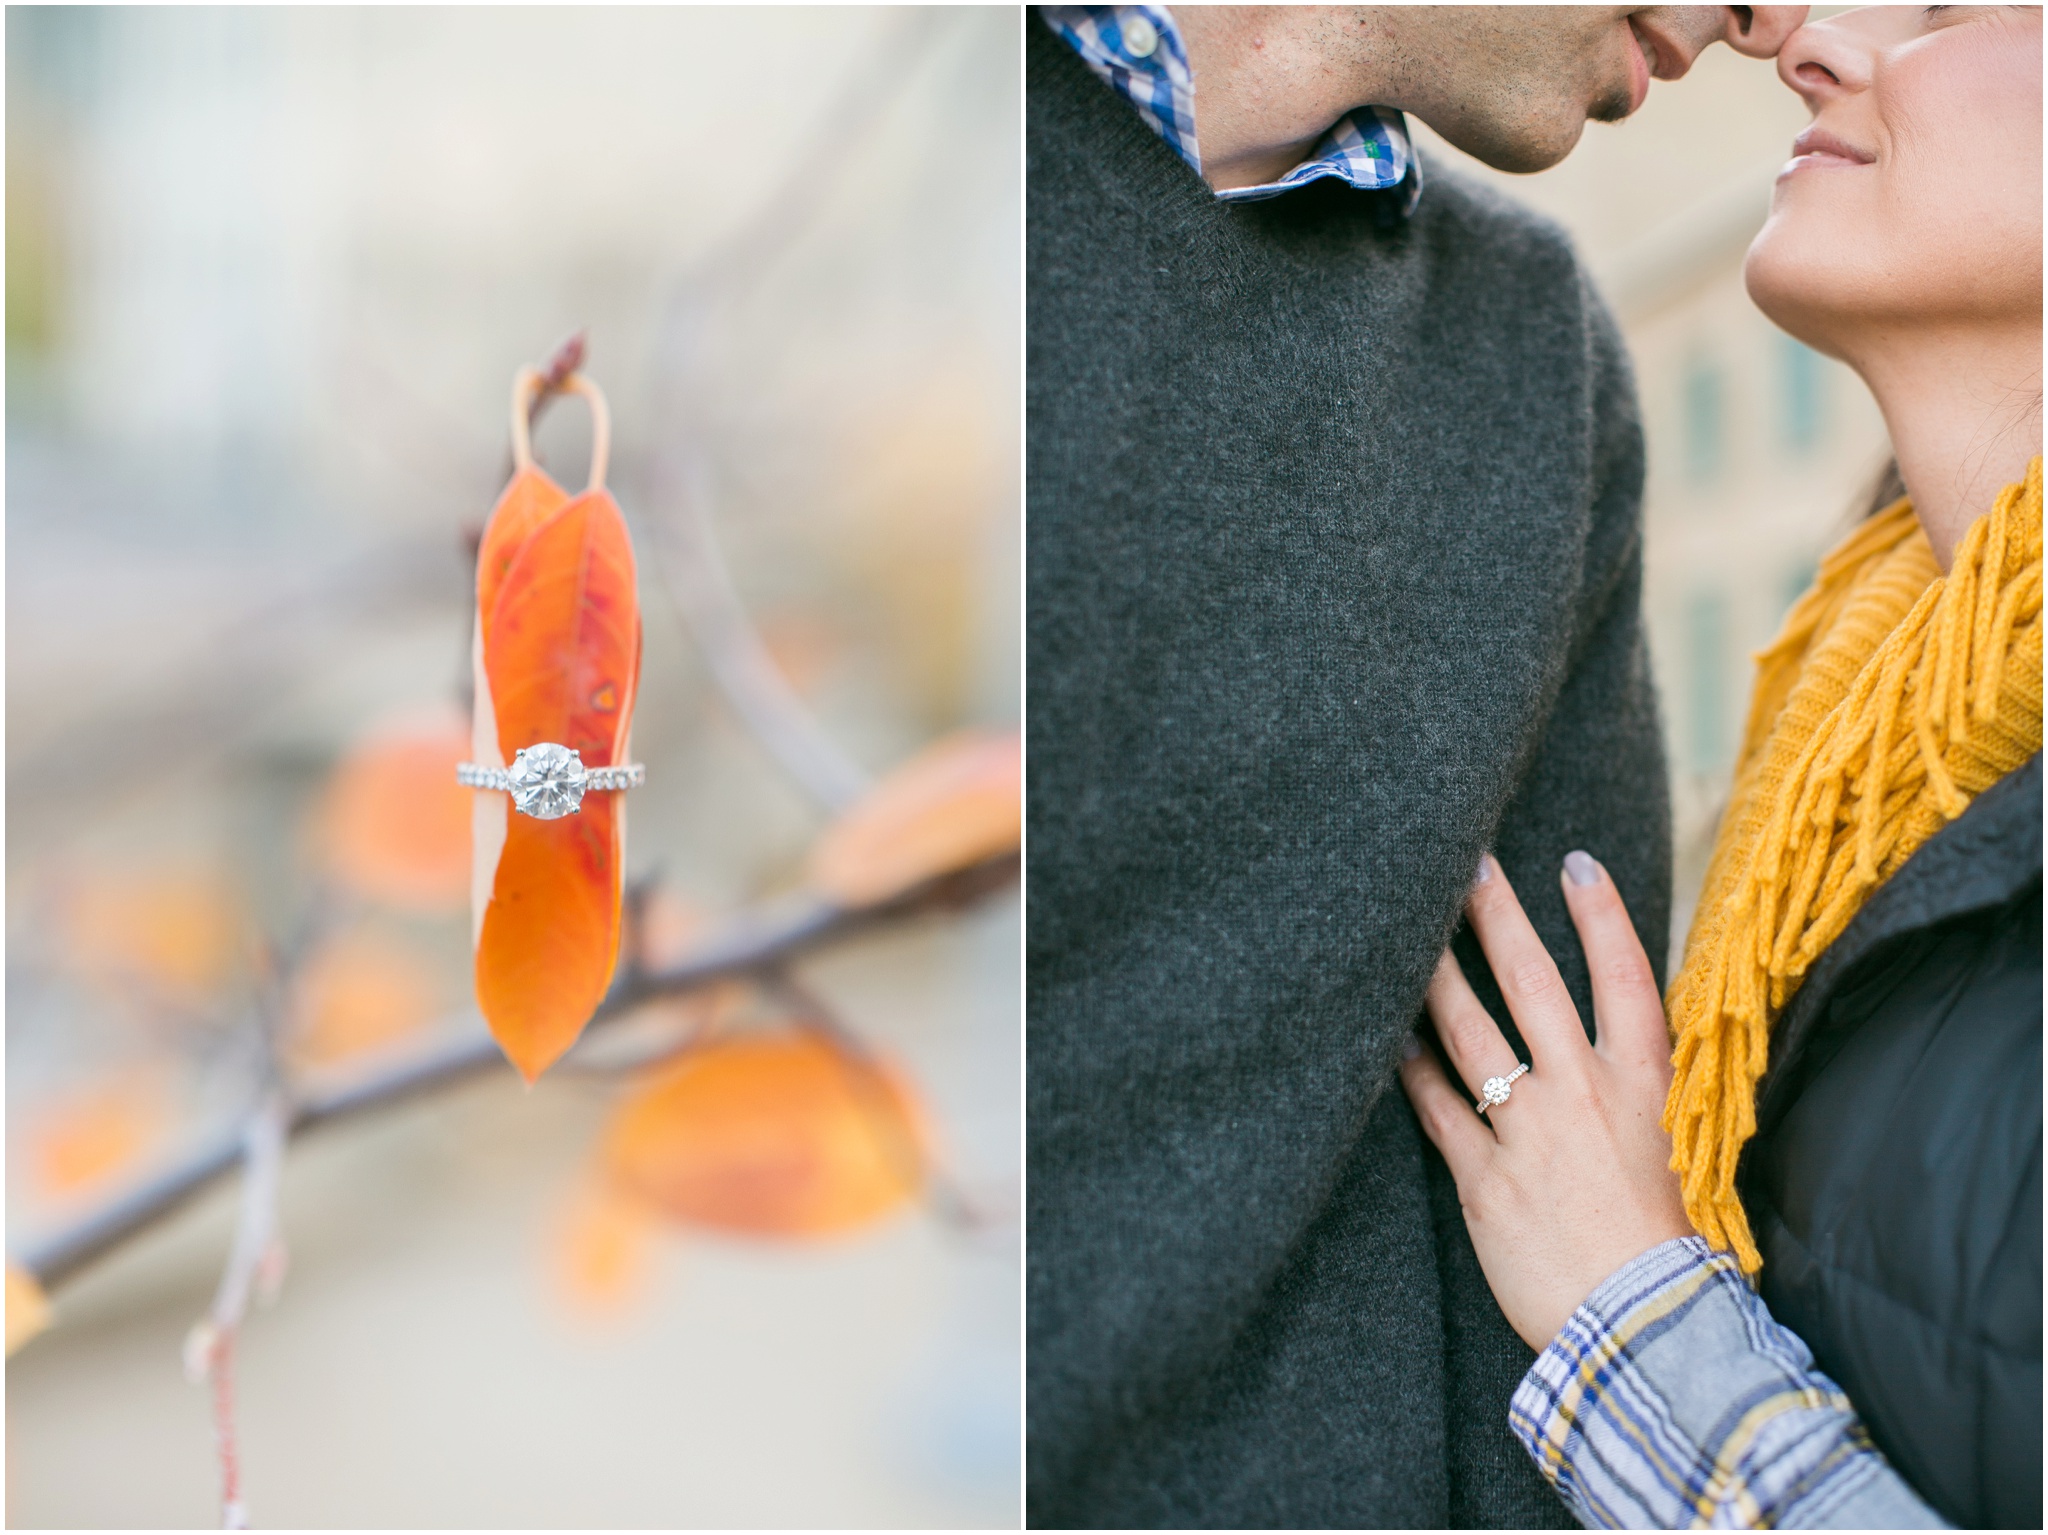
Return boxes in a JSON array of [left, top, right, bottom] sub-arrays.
[[1863, 456, 1907, 519]]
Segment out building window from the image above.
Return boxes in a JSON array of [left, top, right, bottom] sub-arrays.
[[1782, 336, 1823, 453], [1683, 353, 1724, 484], [1685, 588, 1732, 775]]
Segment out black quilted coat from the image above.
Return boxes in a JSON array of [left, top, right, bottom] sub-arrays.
[[1741, 754, 2042, 1529]]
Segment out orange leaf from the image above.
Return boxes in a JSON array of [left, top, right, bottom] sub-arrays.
[[23, 1075, 167, 1200], [602, 1031, 926, 1238], [56, 864, 240, 1005], [756, 609, 844, 698], [477, 466, 570, 626], [484, 489, 641, 763], [6, 1266, 52, 1356], [473, 486, 642, 1082], [468, 468, 576, 945], [548, 1175, 657, 1319], [315, 709, 473, 912], [291, 927, 439, 1069], [806, 729, 1020, 905]]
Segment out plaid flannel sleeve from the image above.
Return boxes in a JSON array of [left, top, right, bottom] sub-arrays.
[[1509, 1236, 1949, 1529]]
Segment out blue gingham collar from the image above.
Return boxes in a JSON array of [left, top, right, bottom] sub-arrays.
[[1041, 4, 1423, 213]]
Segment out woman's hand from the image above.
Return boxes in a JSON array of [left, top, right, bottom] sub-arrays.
[[1398, 852, 1695, 1352]]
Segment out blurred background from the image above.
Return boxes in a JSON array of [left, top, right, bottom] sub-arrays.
[[1408, 7, 1892, 960], [6, 6, 1020, 1528]]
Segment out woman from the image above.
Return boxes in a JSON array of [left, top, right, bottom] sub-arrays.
[[1398, 7, 2041, 1529]]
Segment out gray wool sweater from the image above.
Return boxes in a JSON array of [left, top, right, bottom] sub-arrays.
[[1025, 21, 1673, 1530]]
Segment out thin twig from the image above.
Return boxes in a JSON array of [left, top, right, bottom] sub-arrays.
[[618, 871, 659, 986], [766, 971, 997, 1236], [182, 1091, 288, 1531], [631, 15, 947, 815], [647, 470, 872, 810], [510, 330, 589, 464], [206, 1100, 289, 1332], [10, 536, 458, 832], [14, 852, 1017, 1293], [182, 910, 313, 1531], [655, 13, 942, 302]]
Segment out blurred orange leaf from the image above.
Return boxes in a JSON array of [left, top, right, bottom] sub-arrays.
[[473, 475, 643, 1084], [635, 887, 706, 971], [55, 864, 240, 1005], [6, 1266, 51, 1355], [315, 709, 473, 912], [23, 1074, 168, 1201], [603, 1030, 926, 1239], [548, 1174, 657, 1319], [807, 729, 1020, 905], [291, 927, 439, 1069], [756, 609, 843, 698]]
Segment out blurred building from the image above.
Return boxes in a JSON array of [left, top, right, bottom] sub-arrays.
[[1409, 26, 1891, 958]]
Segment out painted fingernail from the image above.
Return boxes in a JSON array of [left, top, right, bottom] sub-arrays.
[[1472, 855, 1494, 888], [1402, 1033, 1422, 1060], [1564, 850, 1600, 887]]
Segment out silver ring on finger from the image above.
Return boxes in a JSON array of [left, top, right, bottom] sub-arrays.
[[1475, 1062, 1529, 1116]]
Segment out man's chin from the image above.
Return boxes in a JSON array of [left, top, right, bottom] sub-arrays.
[[1587, 82, 1636, 126], [1437, 116, 1588, 176]]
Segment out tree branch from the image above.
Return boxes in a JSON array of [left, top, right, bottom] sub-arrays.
[[646, 469, 874, 811], [13, 852, 1016, 1293]]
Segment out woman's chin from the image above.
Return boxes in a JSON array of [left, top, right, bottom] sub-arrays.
[[1748, 170, 2043, 347], [1743, 223, 1870, 359]]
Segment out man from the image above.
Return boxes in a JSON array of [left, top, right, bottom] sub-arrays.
[[1026, 6, 1806, 1527]]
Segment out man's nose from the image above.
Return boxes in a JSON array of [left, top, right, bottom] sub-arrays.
[[1724, 6, 1809, 59]]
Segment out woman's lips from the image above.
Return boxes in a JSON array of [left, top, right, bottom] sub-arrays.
[[1780, 125, 1876, 177]]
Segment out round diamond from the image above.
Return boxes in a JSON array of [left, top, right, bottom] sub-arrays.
[[508, 743, 587, 819]]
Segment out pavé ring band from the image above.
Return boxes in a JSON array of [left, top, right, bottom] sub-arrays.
[[1475, 1062, 1529, 1117], [457, 742, 644, 820]]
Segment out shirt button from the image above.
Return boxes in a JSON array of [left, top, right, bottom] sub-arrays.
[[1123, 15, 1159, 58]]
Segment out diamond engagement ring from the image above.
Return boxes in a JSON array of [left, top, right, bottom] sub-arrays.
[[457, 743, 645, 820], [1475, 1062, 1530, 1117]]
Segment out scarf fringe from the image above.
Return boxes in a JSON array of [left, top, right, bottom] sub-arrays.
[[1663, 459, 2043, 1272]]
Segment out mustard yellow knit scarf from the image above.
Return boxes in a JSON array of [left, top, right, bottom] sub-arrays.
[[1665, 456, 2044, 1273]]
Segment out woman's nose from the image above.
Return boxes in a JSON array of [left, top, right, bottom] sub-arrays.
[[1774, 14, 1866, 104], [1724, 6, 1809, 60]]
